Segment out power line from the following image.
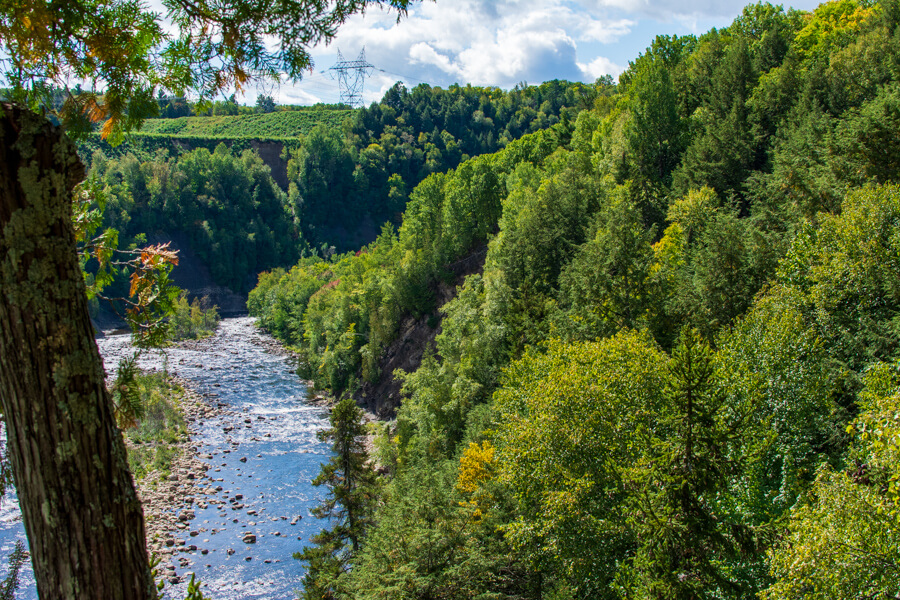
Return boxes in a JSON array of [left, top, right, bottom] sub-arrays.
[[377, 69, 437, 87], [328, 48, 374, 108]]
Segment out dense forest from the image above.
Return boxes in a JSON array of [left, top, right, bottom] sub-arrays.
[[80, 80, 596, 295], [247, 0, 900, 597]]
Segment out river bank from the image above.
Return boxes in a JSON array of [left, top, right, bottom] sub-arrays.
[[127, 376, 226, 583], [0, 318, 335, 599], [97, 317, 334, 599]]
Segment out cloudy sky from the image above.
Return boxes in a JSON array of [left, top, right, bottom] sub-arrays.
[[258, 0, 823, 106]]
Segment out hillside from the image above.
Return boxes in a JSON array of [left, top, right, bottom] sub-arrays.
[[136, 108, 350, 138], [82, 80, 597, 305], [249, 0, 900, 597]]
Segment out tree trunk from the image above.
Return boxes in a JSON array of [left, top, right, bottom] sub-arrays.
[[0, 104, 155, 599]]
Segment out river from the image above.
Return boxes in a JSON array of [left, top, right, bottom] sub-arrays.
[[0, 317, 333, 599]]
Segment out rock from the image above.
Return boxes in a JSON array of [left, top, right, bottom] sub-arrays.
[[201, 549, 209, 555], [245, 556, 252, 561], [189, 531, 199, 537], [226, 548, 235, 556], [239, 457, 247, 463]]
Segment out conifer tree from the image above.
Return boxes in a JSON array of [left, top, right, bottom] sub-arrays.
[[624, 328, 753, 599], [297, 397, 379, 599]]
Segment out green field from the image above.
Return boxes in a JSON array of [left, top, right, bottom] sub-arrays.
[[77, 109, 348, 164], [136, 108, 351, 138]]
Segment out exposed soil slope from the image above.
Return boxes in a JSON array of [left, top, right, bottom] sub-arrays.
[[353, 245, 488, 418]]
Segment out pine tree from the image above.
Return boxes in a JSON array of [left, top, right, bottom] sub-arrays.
[[296, 397, 379, 599]]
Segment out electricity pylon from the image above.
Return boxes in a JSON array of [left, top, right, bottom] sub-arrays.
[[329, 48, 374, 108]]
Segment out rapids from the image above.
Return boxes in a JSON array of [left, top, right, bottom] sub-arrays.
[[0, 317, 333, 599]]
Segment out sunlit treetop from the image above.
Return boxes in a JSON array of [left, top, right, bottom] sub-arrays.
[[0, 0, 420, 143]]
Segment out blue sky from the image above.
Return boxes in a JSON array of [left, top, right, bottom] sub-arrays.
[[258, 0, 824, 106]]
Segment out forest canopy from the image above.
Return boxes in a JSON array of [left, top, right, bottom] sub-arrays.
[[249, 0, 900, 597], [82, 79, 598, 292]]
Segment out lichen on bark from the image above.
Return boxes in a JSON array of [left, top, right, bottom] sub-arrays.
[[0, 103, 155, 599]]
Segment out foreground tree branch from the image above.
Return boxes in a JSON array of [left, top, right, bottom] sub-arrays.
[[0, 103, 154, 599]]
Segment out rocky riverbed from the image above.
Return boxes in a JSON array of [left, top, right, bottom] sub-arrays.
[[0, 317, 336, 600], [130, 378, 227, 581], [103, 318, 335, 599]]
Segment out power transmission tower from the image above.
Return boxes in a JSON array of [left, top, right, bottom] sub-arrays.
[[329, 48, 374, 108]]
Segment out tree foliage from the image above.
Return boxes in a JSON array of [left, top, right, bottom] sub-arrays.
[[247, 2, 900, 599], [296, 397, 379, 599]]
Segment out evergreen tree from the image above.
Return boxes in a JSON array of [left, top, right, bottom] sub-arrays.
[[297, 397, 379, 599], [622, 328, 753, 599]]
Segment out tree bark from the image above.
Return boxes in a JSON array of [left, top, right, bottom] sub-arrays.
[[0, 104, 155, 599]]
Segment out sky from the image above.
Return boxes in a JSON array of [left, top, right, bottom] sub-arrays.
[[252, 0, 825, 107]]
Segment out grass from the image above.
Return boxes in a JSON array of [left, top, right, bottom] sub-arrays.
[[123, 372, 188, 481], [134, 109, 351, 139]]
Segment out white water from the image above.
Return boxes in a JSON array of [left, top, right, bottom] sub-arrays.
[[0, 317, 332, 599]]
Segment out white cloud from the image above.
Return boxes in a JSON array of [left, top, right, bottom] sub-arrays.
[[580, 18, 636, 43], [275, 87, 326, 106], [454, 27, 583, 86], [578, 56, 622, 81], [582, 0, 753, 19], [408, 43, 462, 78], [302, 0, 636, 96], [269, 0, 822, 105]]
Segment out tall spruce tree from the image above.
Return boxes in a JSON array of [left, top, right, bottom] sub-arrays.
[[623, 328, 753, 599], [297, 397, 378, 599]]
